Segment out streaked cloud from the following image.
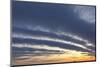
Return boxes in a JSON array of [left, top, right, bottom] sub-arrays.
[[12, 43, 94, 59], [12, 44, 95, 65], [23, 25, 94, 47], [13, 33, 93, 51], [12, 43, 69, 52], [16, 25, 94, 47]]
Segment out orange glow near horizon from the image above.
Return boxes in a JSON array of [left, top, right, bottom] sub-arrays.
[[12, 50, 96, 66]]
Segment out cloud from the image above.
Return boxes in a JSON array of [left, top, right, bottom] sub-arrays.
[[56, 31, 94, 47], [12, 43, 68, 51], [13, 43, 88, 57], [12, 32, 94, 52], [12, 43, 91, 57], [74, 6, 95, 24], [14, 25, 94, 47]]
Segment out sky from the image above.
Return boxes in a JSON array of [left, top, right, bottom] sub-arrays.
[[12, 0, 96, 66]]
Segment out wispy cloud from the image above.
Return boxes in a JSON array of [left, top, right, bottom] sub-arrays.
[[13, 33, 93, 51], [12, 43, 91, 57], [73, 6, 95, 24], [22, 25, 95, 47], [12, 43, 68, 52]]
